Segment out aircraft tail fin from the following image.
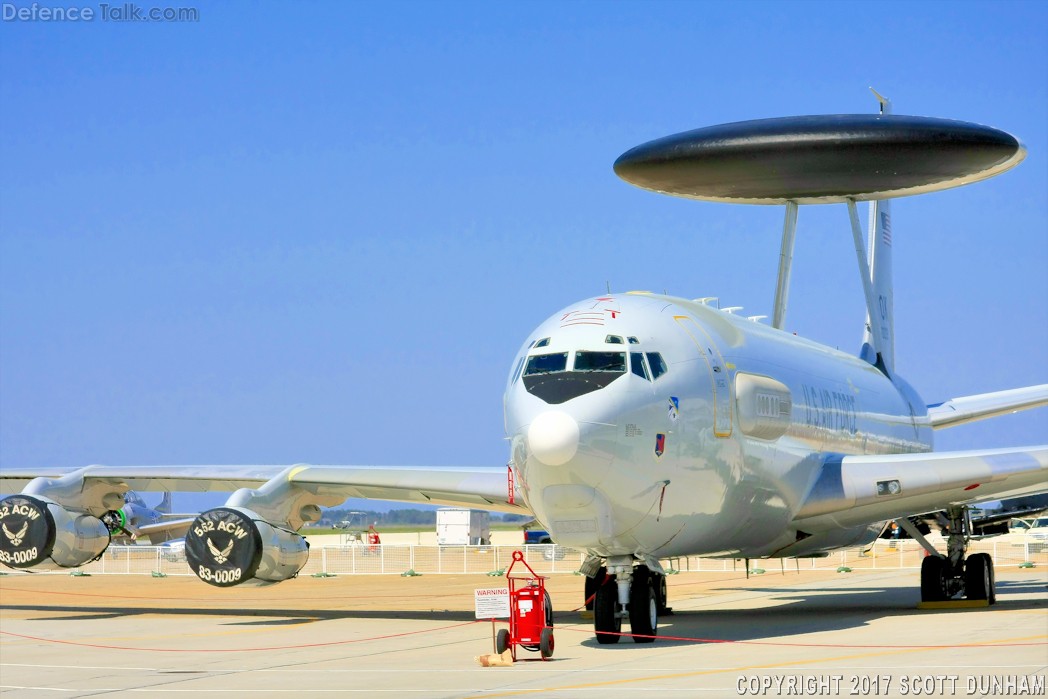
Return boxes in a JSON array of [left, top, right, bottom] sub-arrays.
[[155, 491, 172, 514], [859, 89, 895, 374]]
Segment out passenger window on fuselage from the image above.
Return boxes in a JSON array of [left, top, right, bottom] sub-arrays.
[[630, 352, 650, 380], [574, 351, 626, 373], [646, 352, 668, 380], [524, 352, 568, 375]]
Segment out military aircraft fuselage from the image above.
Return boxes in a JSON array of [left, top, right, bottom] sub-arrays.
[[504, 293, 932, 561]]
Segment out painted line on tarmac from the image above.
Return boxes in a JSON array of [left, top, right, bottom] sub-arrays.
[[553, 622, 1048, 648], [0, 619, 482, 653], [460, 634, 1047, 698]]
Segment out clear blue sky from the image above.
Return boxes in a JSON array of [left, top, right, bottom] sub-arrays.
[[2, 1, 1045, 512]]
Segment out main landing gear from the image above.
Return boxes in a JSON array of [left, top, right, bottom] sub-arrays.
[[903, 506, 997, 604], [585, 556, 669, 644]]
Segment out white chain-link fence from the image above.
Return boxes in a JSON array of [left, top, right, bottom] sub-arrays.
[[12, 536, 1046, 577]]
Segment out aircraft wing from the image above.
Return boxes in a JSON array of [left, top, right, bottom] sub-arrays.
[[927, 384, 1048, 429], [793, 446, 1048, 529], [0, 464, 528, 515]]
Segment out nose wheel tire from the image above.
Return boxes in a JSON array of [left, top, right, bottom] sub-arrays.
[[593, 575, 621, 644], [629, 566, 657, 643], [655, 572, 670, 615], [584, 566, 605, 611]]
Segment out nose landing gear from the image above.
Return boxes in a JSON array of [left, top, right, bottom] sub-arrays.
[[588, 556, 667, 644]]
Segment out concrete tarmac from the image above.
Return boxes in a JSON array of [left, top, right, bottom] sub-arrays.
[[1, 566, 1045, 698]]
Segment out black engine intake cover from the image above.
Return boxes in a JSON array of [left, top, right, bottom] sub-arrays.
[[185, 506, 309, 587], [185, 507, 263, 587], [0, 495, 56, 568], [0, 494, 110, 570]]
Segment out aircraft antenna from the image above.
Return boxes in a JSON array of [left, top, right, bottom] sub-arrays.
[[869, 87, 891, 115]]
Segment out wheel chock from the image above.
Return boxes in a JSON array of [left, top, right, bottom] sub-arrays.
[[475, 649, 514, 667]]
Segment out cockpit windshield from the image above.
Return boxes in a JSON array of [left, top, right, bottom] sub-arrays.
[[524, 352, 569, 376], [574, 351, 626, 373]]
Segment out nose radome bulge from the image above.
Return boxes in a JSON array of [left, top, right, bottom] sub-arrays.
[[527, 411, 580, 466]]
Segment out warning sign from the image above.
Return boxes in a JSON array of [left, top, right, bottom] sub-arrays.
[[474, 587, 510, 619]]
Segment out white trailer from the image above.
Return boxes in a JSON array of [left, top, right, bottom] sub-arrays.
[[436, 508, 491, 545]]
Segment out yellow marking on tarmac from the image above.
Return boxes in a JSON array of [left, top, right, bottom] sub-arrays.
[[917, 599, 990, 609], [466, 633, 1048, 699]]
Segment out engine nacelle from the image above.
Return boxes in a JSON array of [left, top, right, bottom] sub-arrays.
[[185, 507, 309, 587], [0, 494, 110, 570]]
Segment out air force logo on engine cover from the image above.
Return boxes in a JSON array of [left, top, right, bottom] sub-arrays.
[[207, 536, 235, 564], [3, 522, 28, 547]]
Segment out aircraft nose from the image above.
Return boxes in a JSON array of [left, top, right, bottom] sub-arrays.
[[527, 411, 580, 466]]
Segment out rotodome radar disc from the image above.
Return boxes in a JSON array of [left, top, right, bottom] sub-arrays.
[[613, 114, 1025, 205]]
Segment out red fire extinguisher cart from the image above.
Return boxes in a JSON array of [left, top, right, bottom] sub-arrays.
[[496, 550, 554, 660]]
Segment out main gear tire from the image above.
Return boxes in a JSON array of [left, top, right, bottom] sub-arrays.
[[965, 553, 995, 602], [920, 555, 948, 602]]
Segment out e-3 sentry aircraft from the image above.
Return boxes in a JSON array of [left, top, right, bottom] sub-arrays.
[[2, 94, 1046, 644]]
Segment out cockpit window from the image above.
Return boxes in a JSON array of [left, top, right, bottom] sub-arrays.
[[630, 352, 650, 380], [534, 337, 551, 348], [574, 351, 626, 373], [628, 336, 640, 345], [605, 335, 623, 344], [646, 352, 668, 380], [524, 352, 568, 375], [511, 356, 526, 383]]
